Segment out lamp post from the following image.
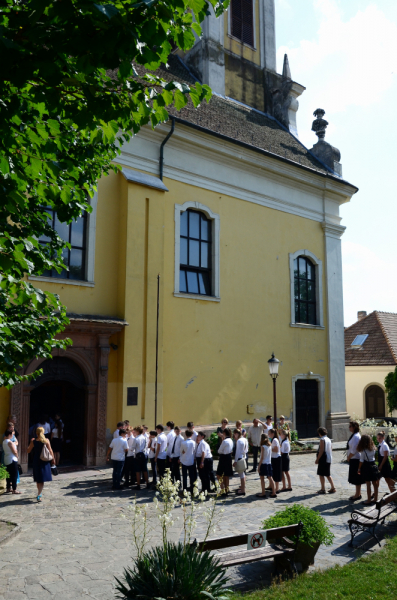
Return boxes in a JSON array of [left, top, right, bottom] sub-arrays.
[[268, 353, 280, 423]]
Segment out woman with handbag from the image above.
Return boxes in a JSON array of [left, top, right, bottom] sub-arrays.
[[357, 434, 380, 505], [27, 426, 54, 502], [233, 429, 248, 496]]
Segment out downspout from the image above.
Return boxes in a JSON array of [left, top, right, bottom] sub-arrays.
[[159, 118, 175, 181]]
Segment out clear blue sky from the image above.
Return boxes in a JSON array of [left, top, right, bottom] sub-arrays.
[[275, 0, 397, 326]]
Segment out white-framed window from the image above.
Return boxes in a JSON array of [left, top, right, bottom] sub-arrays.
[[174, 202, 220, 301], [289, 249, 324, 329], [29, 192, 97, 287]]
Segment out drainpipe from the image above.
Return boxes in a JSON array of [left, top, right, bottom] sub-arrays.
[[159, 118, 175, 180]]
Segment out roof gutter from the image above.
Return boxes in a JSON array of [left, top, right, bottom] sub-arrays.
[[159, 117, 175, 181]]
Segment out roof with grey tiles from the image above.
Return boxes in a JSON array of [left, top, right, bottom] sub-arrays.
[[345, 311, 397, 366], [133, 56, 357, 184]]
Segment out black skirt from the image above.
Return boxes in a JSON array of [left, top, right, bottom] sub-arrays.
[[217, 454, 233, 477], [51, 438, 62, 453], [281, 454, 290, 472], [361, 460, 381, 482], [259, 463, 273, 477], [317, 452, 330, 477], [379, 458, 392, 479], [348, 458, 364, 486], [271, 456, 282, 482]]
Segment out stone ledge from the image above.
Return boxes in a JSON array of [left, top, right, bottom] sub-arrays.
[[0, 520, 21, 547]]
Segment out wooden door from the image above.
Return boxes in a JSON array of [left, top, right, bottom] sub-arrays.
[[295, 379, 319, 438]]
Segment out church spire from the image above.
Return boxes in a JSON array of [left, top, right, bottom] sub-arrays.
[[282, 54, 291, 80]]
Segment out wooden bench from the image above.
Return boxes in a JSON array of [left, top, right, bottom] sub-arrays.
[[192, 523, 303, 574], [348, 490, 397, 547]]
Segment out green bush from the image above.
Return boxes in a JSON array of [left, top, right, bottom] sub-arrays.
[[208, 431, 219, 456], [115, 542, 229, 600], [290, 430, 298, 442], [262, 504, 334, 548], [0, 464, 8, 480]]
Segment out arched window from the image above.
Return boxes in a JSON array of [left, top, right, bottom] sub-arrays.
[[179, 209, 212, 296], [294, 256, 316, 325], [231, 0, 254, 47], [365, 385, 385, 419]]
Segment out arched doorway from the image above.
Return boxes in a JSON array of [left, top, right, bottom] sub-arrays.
[[365, 385, 385, 419], [30, 357, 86, 465]]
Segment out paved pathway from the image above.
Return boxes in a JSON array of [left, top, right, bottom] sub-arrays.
[[0, 453, 396, 599]]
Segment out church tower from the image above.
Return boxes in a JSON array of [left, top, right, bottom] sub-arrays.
[[182, 0, 305, 137]]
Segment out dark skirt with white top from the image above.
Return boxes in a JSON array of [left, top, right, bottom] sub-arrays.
[[281, 454, 290, 472], [271, 456, 282, 482], [217, 454, 233, 477], [348, 458, 364, 486], [361, 460, 381, 482], [317, 452, 330, 477]]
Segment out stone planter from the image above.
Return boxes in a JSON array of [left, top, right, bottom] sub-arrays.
[[0, 478, 6, 496], [274, 541, 321, 574]]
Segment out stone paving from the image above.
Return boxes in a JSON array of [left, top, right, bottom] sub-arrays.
[[0, 452, 396, 599]]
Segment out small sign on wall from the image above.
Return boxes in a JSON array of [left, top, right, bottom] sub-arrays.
[[247, 531, 267, 550], [127, 387, 138, 406]]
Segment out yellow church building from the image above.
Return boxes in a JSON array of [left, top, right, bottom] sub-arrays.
[[0, 1, 358, 470]]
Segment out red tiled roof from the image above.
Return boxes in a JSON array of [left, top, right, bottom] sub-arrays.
[[345, 311, 397, 366]]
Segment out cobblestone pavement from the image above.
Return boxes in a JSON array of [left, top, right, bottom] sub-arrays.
[[1, 452, 396, 599]]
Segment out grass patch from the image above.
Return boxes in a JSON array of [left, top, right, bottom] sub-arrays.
[[232, 534, 397, 600]]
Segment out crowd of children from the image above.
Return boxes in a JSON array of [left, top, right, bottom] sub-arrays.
[[106, 415, 295, 499]]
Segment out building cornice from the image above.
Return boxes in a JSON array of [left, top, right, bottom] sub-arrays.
[[322, 222, 346, 239]]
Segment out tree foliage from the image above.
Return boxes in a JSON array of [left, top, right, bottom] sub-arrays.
[[385, 366, 397, 414], [0, 0, 227, 386]]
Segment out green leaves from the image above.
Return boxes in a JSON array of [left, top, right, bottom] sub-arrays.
[[385, 367, 397, 413], [0, 0, 226, 386]]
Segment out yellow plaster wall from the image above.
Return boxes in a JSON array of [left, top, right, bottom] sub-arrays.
[[156, 178, 329, 427], [345, 365, 394, 420], [224, 4, 261, 66]]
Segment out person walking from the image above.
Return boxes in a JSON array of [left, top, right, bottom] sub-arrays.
[[256, 434, 276, 498], [347, 420, 364, 502], [3, 429, 20, 495], [50, 418, 63, 466], [155, 424, 168, 481], [315, 427, 336, 494], [180, 430, 197, 493], [106, 428, 128, 490], [268, 429, 282, 493], [247, 418, 264, 472], [169, 426, 183, 483], [27, 427, 53, 502], [357, 434, 381, 505], [216, 428, 233, 494], [233, 429, 248, 496], [279, 430, 292, 492], [196, 432, 214, 494], [377, 431, 395, 492]]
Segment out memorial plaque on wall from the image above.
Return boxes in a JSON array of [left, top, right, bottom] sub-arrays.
[[127, 387, 138, 406]]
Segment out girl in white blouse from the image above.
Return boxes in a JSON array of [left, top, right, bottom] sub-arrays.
[[347, 421, 364, 502], [216, 428, 233, 494], [279, 430, 292, 492], [377, 432, 395, 492], [256, 434, 276, 498], [268, 429, 282, 493], [357, 434, 380, 505], [233, 429, 248, 496]]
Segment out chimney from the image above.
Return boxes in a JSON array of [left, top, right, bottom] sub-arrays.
[[357, 311, 367, 321]]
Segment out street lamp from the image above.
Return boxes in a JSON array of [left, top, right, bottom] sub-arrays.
[[268, 353, 280, 424]]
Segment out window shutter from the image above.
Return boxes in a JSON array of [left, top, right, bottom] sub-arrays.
[[231, 0, 254, 47]]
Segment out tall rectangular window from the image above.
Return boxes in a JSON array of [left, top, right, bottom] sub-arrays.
[[179, 209, 212, 296], [39, 208, 87, 280], [294, 256, 316, 325], [231, 0, 254, 47]]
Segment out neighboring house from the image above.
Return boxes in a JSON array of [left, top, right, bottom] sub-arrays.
[[345, 311, 397, 419], [0, 1, 358, 471]]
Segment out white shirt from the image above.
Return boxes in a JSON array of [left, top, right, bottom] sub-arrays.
[[248, 425, 264, 447], [170, 434, 183, 458], [180, 439, 196, 466], [320, 435, 332, 463], [51, 428, 62, 439], [218, 438, 233, 455], [2, 439, 18, 465], [360, 448, 376, 462], [261, 444, 272, 465], [271, 438, 281, 458], [156, 432, 167, 459], [264, 422, 273, 435], [379, 440, 389, 457], [235, 438, 249, 461], [127, 435, 136, 457], [196, 440, 212, 459], [148, 437, 157, 459], [135, 434, 147, 454], [186, 430, 198, 442], [37, 422, 51, 434], [109, 437, 128, 461], [281, 439, 291, 454], [166, 430, 176, 457], [113, 429, 120, 439], [348, 432, 361, 460]]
